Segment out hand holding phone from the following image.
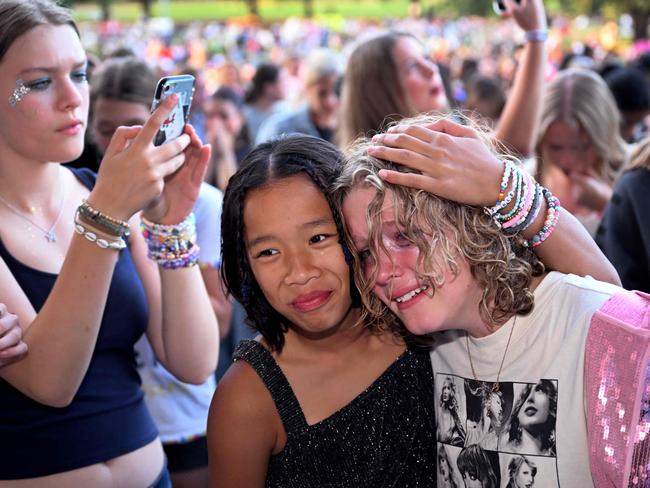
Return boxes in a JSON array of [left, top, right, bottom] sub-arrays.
[[151, 74, 196, 146]]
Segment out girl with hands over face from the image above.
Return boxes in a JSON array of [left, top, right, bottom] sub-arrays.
[[0, 1, 217, 485]]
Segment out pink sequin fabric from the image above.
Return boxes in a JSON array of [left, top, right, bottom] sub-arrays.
[[585, 290, 650, 487]]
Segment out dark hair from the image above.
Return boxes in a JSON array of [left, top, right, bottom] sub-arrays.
[[90, 56, 160, 108], [466, 75, 506, 121], [604, 67, 650, 113], [456, 445, 498, 488], [220, 135, 360, 351], [244, 63, 281, 104], [0, 0, 78, 62], [213, 85, 245, 111], [507, 380, 557, 455]]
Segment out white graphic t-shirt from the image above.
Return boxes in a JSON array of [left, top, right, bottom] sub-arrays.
[[430, 272, 620, 488]]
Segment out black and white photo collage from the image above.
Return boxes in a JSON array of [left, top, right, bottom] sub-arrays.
[[435, 373, 560, 488]]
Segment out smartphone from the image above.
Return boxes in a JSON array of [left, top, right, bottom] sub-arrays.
[[151, 74, 195, 146], [493, 0, 520, 15], [492, 0, 506, 14]]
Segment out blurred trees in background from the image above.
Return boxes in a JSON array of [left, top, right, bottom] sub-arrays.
[[66, 0, 649, 39]]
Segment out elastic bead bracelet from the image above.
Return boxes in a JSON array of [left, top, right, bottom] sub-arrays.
[[154, 243, 200, 269], [505, 183, 543, 235], [487, 163, 519, 215], [141, 213, 199, 269], [522, 189, 560, 248], [525, 29, 549, 43], [497, 170, 526, 222], [496, 161, 513, 203], [503, 173, 535, 230]]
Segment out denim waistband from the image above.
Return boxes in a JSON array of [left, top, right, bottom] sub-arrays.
[[147, 457, 171, 488]]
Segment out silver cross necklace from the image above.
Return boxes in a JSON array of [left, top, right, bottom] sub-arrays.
[[0, 176, 67, 243]]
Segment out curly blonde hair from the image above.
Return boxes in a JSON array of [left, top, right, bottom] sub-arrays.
[[332, 114, 543, 336]]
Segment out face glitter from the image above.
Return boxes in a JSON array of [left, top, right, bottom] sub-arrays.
[[8, 80, 30, 107]]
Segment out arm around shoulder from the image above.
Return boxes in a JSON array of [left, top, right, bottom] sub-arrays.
[[208, 360, 281, 488]]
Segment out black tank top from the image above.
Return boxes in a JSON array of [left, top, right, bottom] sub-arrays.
[[234, 340, 437, 487], [0, 168, 157, 479]]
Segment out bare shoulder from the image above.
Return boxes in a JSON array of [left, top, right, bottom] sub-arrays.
[[211, 359, 278, 422], [208, 358, 284, 447], [208, 360, 283, 487]]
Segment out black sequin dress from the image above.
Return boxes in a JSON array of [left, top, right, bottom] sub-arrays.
[[233, 340, 437, 488]]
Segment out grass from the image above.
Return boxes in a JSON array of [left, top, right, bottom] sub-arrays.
[[73, 0, 416, 22]]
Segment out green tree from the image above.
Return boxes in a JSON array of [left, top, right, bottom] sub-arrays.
[[613, 0, 650, 40]]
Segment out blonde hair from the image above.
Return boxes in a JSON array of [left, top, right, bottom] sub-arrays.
[[626, 136, 650, 172], [536, 68, 627, 184], [333, 114, 543, 335]]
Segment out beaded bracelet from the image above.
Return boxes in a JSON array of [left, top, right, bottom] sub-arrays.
[[505, 183, 543, 235], [496, 161, 513, 203], [522, 189, 561, 248], [141, 214, 199, 269], [487, 161, 518, 214], [155, 243, 200, 269], [525, 29, 549, 43], [78, 200, 130, 237], [497, 169, 527, 222], [503, 173, 535, 230], [141, 214, 196, 240]]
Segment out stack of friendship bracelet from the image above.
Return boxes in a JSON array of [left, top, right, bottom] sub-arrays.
[[75, 200, 129, 250], [485, 160, 561, 248], [141, 214, 200, 269]]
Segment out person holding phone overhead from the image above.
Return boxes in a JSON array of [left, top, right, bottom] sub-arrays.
[[0, 1, 218, 486]]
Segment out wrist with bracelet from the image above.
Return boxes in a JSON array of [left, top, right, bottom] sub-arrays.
[[74, 210, 127, 251], [484, 161, 561, 247], [141, 213, 200, 269], [525, 28, 548, 43], [78, 200, 130, 237]]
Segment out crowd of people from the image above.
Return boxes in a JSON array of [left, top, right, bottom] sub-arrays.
[[0, 0, 648, 487]]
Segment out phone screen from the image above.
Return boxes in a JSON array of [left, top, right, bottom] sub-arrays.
[[493, 0, 506, 14], [151, 75, 195, 146]]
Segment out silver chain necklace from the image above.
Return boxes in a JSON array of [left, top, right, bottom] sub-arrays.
[[466, 315, 516, 393], [0, 178, 67, 243]]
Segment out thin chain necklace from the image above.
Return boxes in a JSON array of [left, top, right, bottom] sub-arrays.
[[0, 177, 67, 243], [466, 315, 516, 393]]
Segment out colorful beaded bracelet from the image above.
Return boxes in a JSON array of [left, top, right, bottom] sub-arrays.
[[522, 189, 560, 248]]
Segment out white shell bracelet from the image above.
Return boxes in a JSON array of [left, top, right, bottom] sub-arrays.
[[75, 223, 126, 250]]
